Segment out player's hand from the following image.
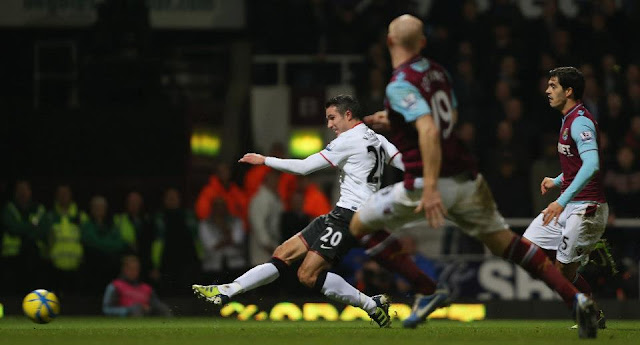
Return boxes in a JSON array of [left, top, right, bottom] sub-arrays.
[[364, 111, 390, 132], [414, 187, 447, 229], [239, 153, 266, 165], [540, 177, 557, 195], [541, 201, 564, 226]]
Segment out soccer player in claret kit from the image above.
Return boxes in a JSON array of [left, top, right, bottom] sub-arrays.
[[193, 95, 439, 328], [349, 15, 600, 338], [523, 67, 608, 330]]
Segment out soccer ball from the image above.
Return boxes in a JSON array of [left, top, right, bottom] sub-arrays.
[[22, 289, 60, 324]]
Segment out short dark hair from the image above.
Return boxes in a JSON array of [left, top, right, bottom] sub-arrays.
[[548, 67, 585, 100], [325, 95, 362, 120]]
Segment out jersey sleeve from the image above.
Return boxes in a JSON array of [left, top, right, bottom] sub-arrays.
[[385, 80, 431, 122], [377, 134, 404, 171], [265, 153, 330, 175], [571, 116, 598, 155], [318, 136, 351, 167]]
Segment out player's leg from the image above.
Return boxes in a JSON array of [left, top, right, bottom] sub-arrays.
[[479, 229, 598, 337], [451, 174, 598, 338], [523, 211, 595, 296], [354, 182, 444, 328], [297, 251, 391, 327], [192, 216, 324, 303], [300, 209, 392, 327], [479, 230, 581, 305], [361, 230, 437, 295], [556, 203, 609, 329]]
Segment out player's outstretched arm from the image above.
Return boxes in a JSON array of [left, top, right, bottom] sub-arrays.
[[239, 153, 266, 165], [364, 110, 391, 132], [240, 152, 331, 176], [414, 114, 446, 229]]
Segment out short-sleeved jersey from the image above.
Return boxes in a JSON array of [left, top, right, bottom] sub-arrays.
[[319, 123, 400, 211], [557, 103, 606, 203], [384, 56, 477, 189]]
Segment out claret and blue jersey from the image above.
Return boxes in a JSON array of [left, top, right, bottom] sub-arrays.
[[384, 55, 476, 189], [554, 103, 606, 206]]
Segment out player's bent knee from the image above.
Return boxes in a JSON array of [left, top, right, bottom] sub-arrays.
[[272, 245, 289, 262], [297, 267, 316, 288]]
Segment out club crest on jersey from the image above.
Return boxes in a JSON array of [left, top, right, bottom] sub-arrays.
[[562, 128, 569, 141], [580, 131, 593, 142]]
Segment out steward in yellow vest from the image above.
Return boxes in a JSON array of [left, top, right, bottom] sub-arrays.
[[0, 181, 47, 293], [43, 185, 88, 273]]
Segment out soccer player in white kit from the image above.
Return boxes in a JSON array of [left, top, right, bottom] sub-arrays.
[[192, 95, 415, 327]]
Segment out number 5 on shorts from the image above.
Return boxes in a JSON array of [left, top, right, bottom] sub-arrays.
[[560, 236, 569, 251]]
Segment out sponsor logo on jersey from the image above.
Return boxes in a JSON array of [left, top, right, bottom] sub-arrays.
[[325, 143, 334, 151], [562, 128, 569, 141], [580, 131, 593, 142], [557, 142, 573, 156]]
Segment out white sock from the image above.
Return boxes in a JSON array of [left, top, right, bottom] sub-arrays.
[[224, 263, 279, 297], [321, 272, 377, 314]]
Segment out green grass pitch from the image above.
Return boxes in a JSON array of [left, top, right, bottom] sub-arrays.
[[1, 317, 639, 345]]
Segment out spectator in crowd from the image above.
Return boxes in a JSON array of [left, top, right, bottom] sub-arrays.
[[487, 156, 531, 217], [583, 77, 603, 120], [279, 191, 310, 243], [151, 188, 200, 294], [483, 120, 528, 176], [601, 92, 629, 150], [530, 133, 562, 214], [624, 116, 640, 150], [195, 162, 248, 226], [503, 97, 535, 153], [456, 121, 479, 158], [113, 191, 153, 273], [103, 255, 171, 317], [199, 197, 246, 282], [296, 175, 332, 219], [43, 184, 88, 294], [601, 54, 625, 94], [627, 82, 640, 115], [453, 56, 484, 126], [248, 170, 282, 266], [359, 68, 387, 116], [0, 180, 47, 293], [243, 142, 297, 209], [551, 29, 575, 67], [604, 146, 640, 218], [82, 195, 125, 290]]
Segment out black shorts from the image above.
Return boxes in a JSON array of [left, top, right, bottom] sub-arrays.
[[298, 207, 356, 263]]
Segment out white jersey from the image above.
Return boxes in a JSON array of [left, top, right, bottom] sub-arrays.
[[265, 123, 403, 212]]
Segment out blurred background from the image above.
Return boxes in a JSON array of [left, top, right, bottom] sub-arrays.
[[1, 0, 639, 318]]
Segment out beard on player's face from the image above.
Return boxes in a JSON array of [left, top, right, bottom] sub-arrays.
[[547, 88, 567, 110]]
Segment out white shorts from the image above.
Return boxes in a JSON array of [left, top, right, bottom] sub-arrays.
[[523, 202, 608, 265], [358, 173, 509, 237]]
